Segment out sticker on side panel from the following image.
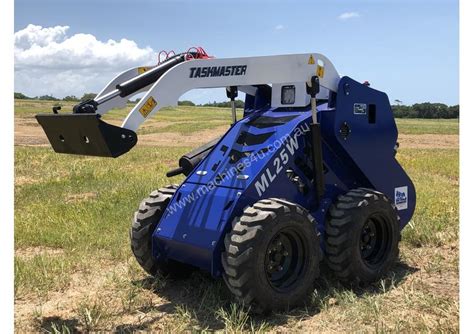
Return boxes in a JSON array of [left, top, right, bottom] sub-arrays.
[[308, 55, 315, 65], [394, 186, 408, 210], [353, 103, 367, 115], [139, 97, 157, 118]]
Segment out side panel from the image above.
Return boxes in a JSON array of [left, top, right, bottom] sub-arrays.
[[332, 77, 416, 226], [152, 184, 241, 275]]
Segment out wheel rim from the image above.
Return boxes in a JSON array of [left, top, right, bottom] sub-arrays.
[[264, 227, 306, 292], [359, 213, 392, 267]]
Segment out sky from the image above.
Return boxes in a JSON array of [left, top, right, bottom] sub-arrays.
[[14, 0, 459, 105]]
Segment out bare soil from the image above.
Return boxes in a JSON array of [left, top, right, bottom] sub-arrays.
[[14, 117, 228, 147], [398, 134, 458, 149], [14, 244, 458, 332], [138, 125, 229, 147], [65, 192, 98, 203]]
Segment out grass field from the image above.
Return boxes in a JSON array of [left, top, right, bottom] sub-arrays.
[[14, 100, 459, 332]]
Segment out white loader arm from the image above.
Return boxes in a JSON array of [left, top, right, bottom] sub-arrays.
[[95, 66, 155, 114], [35, 52, 340, 158], [122, 53, 340, 131]]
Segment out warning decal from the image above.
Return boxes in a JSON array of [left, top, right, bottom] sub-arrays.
[[308, 55, 315, 65], [317, 65, 325, 78], [138, 67, 151, 74], [139, 97, 157, 118]]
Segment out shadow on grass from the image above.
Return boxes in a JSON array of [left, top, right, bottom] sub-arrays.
[[114, 315, 165, 333], [312, 260, 419, 303], [124, 259, 418, 332], [39, 316, 81, 333]]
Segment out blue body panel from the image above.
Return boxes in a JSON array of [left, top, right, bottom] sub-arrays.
[[328, 77, 416, 225], [152, 76, 416, 277]]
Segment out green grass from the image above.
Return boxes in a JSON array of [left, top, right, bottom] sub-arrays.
[[15, 100, 79, 117], [14, 146, 189, 297], [16, 147, 457, 254], [15, 146, 189, 252], [398, 148, 459, 246], [395, 118, 458, 135], [15, 254, 77, 297], [14, 99, 459, 332], [14, 145, 458, 310]]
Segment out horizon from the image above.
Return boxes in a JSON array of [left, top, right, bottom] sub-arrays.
[[13, 92, 460, 108]]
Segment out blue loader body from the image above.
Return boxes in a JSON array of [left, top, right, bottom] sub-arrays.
[[152, 76, 416, 277]]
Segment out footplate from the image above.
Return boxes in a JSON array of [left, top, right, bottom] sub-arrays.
[[35, 113, 137, 158]]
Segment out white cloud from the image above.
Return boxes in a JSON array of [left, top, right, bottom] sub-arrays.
[[14, 24, 157, 98], [15, 25, 69, 49], [274, 24, 285, 31], [338, 12, 360, 21]]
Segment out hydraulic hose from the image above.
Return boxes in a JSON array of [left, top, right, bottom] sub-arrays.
[[116, 54, 187, 97]]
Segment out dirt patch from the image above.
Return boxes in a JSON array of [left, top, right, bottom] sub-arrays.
[[398, 134, 458, 149], [14, 116, 227, 148], [15, 261, 115, 332], [65, 192, 98, 203], [15, 176, 39, 186], [138, 125, 229, 147], [15, 247, 65, 261], [15, 117, 50, 146]]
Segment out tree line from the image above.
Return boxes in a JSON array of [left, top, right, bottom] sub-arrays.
[[178, 100, 246, 108], [182, 100, 459, 118], [14, 92, 458, 119], [391, 103, 458, 119], [14, 92, 97, 102]]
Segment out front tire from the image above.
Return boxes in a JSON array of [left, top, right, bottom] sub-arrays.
[[221, 198, 321, 312], [130, 185, 194, 278], [325, 188, 400, 284]]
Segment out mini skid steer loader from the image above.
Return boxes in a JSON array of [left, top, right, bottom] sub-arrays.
[[36, 48, 416, 311]]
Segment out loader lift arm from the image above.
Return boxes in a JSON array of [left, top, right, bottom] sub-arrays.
[[36, 52, 340, 157]]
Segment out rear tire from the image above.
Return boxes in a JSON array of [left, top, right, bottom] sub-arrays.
[[221, 198, 321, 312], [130, 185, 194, 278], [325, 188, 400, 284]]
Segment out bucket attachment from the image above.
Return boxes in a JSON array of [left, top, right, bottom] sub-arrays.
[[35, 113, 137, 158]]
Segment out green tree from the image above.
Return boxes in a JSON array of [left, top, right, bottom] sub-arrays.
[[201, 99, 245, 108], [392, 102, 458, 119], [178, 100, 196, 106], [80, 93, 97, 101], [14, 92, 31, 99], [63, 95, 79, 101], [448, 105, 459, 118], [38, 94, 59, 101]]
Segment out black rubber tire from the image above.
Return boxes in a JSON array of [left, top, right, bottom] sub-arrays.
[[130, 185, 194, 278], [325, 188, 401, 284], [221, 198, 321, 312]]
